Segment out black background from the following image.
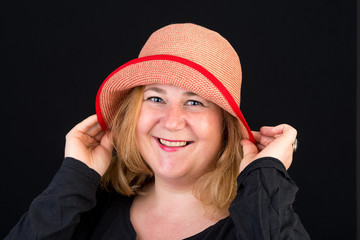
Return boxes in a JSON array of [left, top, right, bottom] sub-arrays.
[[2, 0, 356, 239]]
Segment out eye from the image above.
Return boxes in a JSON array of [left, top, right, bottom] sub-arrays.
[[147, 96, 164, 103], [186, 100, 204, 106]]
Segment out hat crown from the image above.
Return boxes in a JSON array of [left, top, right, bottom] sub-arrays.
[[139, 23, 242, 105]]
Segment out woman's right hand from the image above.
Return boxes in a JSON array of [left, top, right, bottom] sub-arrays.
[[64, 115, 113, 176]]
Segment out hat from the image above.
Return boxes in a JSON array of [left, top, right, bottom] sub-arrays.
[[96, 23, 255, 142]]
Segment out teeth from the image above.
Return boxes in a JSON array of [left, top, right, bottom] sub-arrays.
[[159, 138, 187, 147]]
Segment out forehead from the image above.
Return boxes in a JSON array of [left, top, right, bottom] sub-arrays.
[[144, 83, 197, 96]]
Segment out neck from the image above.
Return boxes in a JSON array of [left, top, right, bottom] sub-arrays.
[[144, 176, 203, 214], [136, 175, 229, 221]]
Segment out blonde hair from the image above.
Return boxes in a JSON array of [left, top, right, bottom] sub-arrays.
[[101, 86, 243, 212], [193, 110, 243, 214]]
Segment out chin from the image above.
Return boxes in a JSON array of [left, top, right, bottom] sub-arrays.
[[152, 164, 194, 181]]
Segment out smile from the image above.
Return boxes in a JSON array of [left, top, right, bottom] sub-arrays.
[[156, 137, 192, 147]]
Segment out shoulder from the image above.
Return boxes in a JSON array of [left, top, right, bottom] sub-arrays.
[[95, 188, 134, 212]]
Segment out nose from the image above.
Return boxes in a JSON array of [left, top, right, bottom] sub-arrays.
[[161, 105, 186, 131]]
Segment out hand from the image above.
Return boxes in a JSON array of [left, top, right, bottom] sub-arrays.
[[64, 115, 113, 176], [239, 124, 297, 173]]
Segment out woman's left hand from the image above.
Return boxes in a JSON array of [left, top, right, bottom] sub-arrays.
[[239, 124, 297, 173]]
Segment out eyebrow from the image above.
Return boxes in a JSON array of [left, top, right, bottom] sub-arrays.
[[144, 87, 165, 94], [184, 91, 198, 96]]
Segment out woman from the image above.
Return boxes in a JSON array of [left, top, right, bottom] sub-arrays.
[[6, 23, 309, 239]]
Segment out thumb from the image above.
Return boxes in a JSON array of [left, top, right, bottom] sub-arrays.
[[100, 132, 113, 153], [241, 139, 259, 158], [239, 139, 259, 173]]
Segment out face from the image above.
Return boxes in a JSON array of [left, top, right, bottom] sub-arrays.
[[135, 84, 223, 184]]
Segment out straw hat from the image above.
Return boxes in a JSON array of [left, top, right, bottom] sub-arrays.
[[96, 23, 255, 142]]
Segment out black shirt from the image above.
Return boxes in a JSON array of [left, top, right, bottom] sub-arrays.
[[5, 157, 310, 239]]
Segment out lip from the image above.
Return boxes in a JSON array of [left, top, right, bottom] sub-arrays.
[[153, 137, 193, 152]]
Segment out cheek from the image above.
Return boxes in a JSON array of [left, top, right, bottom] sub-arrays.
[[135, 105, 160, 152], [136, 105, 153, 135], [135, 113, 149, 164], [135, 106, 149, 147], [194, 111, 223, 144]]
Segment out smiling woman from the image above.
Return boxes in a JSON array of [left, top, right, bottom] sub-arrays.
[[137, 84, 223, 198], [5, 23, 310, 240]]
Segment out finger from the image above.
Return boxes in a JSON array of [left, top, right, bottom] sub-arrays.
[[85, 122, 103, 138], [259, 126, 281, 137], [273, 125, 297, 146], [281, 124, 297, 139], [252, 131, 276, 147], [256, 143, 266, 151], [72, 115, 99, 133], [94, 130, 106, 142], [100, 132, 114, 153], [252, 131, 261, 142], [261, 124, 297, 140], [260, 124, 297, 158], [71, 115, 104, 138]]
